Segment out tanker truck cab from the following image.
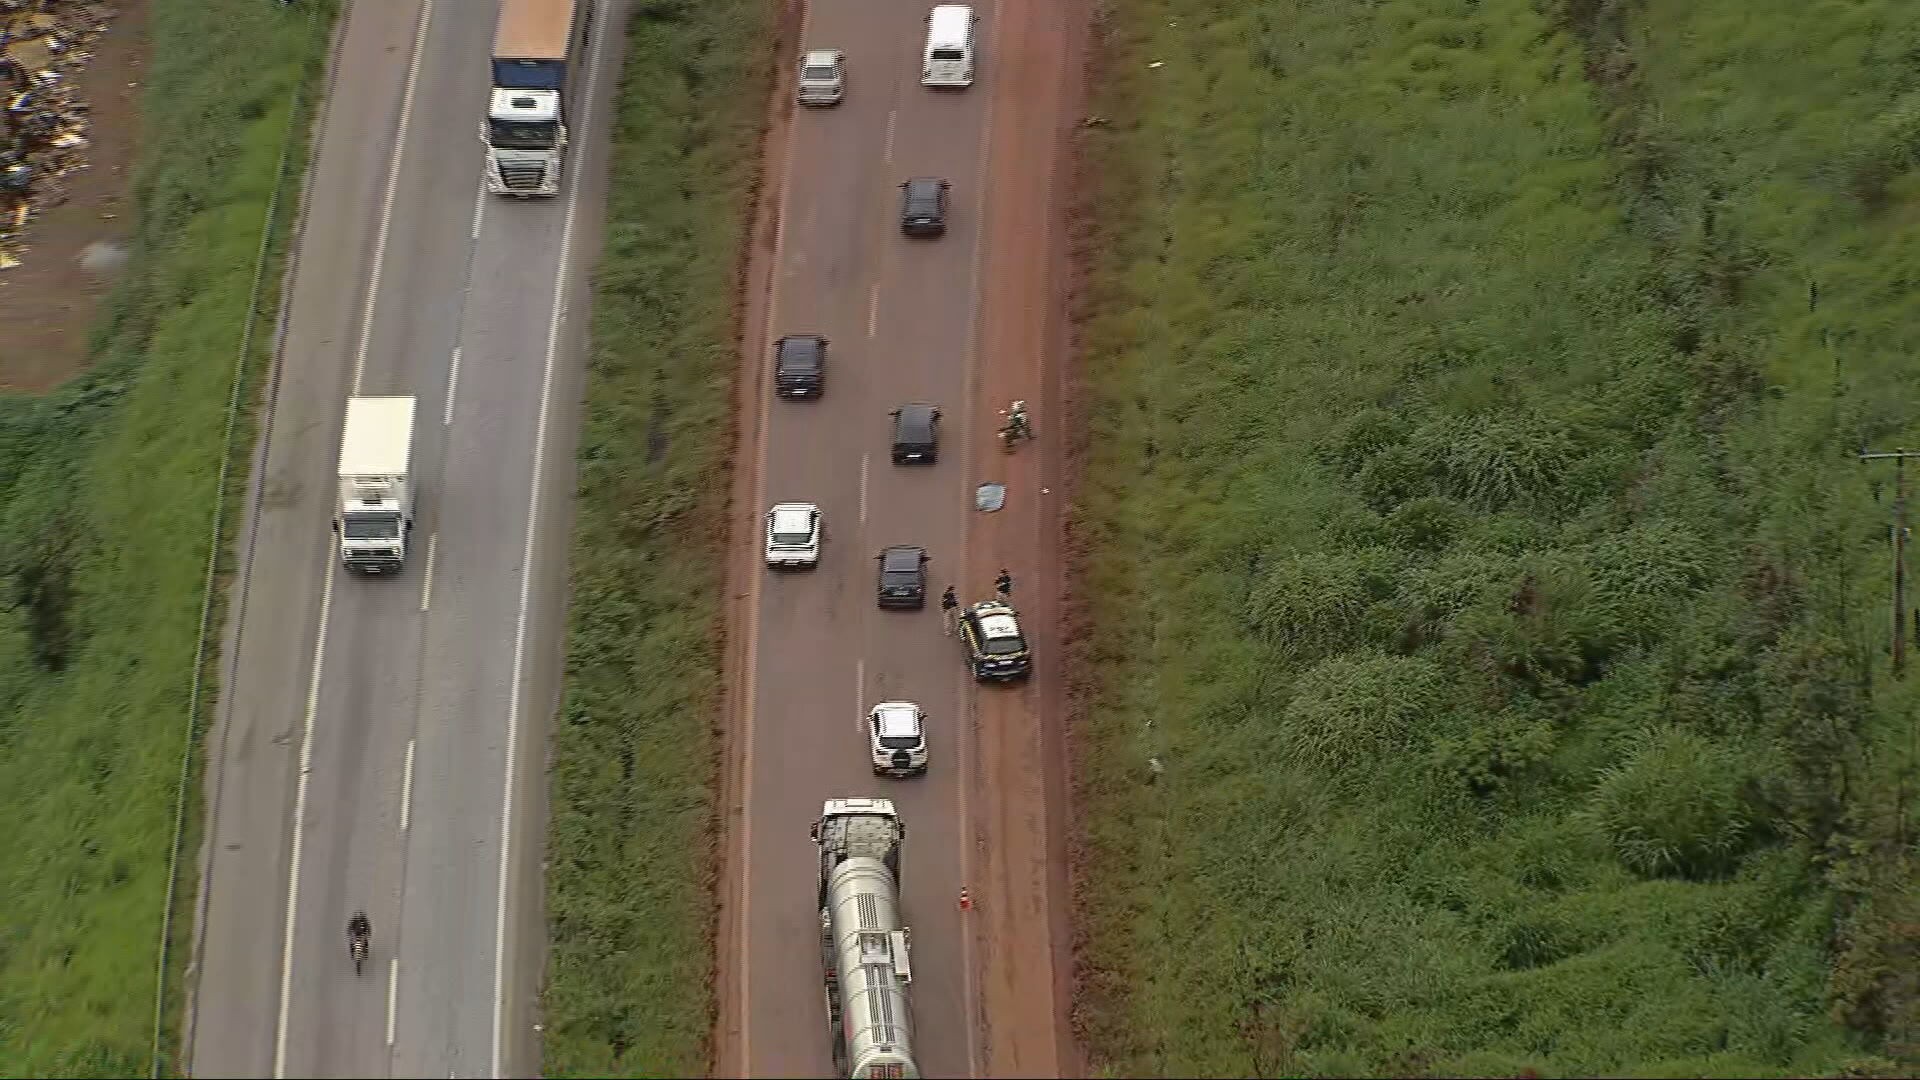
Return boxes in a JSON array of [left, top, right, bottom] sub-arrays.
[[335, 396, 417, 574]]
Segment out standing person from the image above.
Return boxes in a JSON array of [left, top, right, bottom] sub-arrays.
[[995, 568, 1012, 599], [941, 585, 958, 634]]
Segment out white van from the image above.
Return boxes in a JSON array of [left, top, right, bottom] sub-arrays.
[[922, 4, 976, 88]]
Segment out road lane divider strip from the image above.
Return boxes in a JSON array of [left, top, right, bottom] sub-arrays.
[[445, 347, 461, 426], [273, 552, 337, 1079], [420, 533, 438, 612], [401, 738, 416, 834]]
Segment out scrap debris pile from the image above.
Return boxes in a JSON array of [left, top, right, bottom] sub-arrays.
[[0, 0, 113, 271]]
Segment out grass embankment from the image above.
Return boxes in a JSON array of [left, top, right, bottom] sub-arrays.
[[0, 0, 334, 1074], [1071, 0, 1920, 1074], [539, 0, 773, 1074]]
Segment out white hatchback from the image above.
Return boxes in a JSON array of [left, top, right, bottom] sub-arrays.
[[868, 701, 928, 776], [765, 502, 822, 569]]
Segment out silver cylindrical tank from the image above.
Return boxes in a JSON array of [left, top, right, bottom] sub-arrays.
[[823, 856, 918, 1079]]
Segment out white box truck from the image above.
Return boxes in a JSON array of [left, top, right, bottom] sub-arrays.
[[335, 396, 416, 574]]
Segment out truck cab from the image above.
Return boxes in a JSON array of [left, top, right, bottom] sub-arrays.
[[484, 88, 565, 196], [338, 481, 410, 572]]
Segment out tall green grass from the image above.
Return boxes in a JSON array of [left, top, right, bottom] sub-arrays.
[[538, 0, 773, 1074], [1070, 0, 1920, 1074], [0, 1, 335, 1074]]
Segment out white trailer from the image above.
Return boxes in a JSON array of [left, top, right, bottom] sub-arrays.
[[335, 396, 416, 574]]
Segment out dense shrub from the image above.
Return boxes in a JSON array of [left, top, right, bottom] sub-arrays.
[[1071, 0, 1920, 1073]]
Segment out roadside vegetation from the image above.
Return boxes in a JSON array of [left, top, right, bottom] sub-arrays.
[[538, 0, 773, 1074], [1070, 0, 1920, 1074], [0, 0, 334, 1074]]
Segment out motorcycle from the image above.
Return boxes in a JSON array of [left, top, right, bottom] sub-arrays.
[[997, 400, 1033, 452]]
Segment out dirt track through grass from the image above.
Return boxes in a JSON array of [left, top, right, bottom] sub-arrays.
[[1069, 0, 1920, 1074], [0, 1, 335, 1074], [537, 0, 773, 1074]]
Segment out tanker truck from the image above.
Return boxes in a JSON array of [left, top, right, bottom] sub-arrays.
[[810, 798, 919, 1079]]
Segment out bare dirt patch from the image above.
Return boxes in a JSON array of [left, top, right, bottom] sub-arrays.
[[0, 0, 146, 392]]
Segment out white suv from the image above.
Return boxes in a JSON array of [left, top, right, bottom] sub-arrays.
[[765, 502, 822, 569], [868, 701, 928, 776], [797, 49, 845, 106]]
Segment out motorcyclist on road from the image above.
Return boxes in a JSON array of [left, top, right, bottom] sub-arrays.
[[347, 911, 371, 948], [995, 569, 1013, 598]]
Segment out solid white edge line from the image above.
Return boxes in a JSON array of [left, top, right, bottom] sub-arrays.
[[387, 957, 400, 1046], [736, 13, 813, 1072], [420, 533, 437, 612], [400, 738, 416, 834], [445, 347, 461, 426], [955, 3, 1004, 1074], [271, 550, 337, 1079], [490, 1, 615, 1074], [351, 0, 434, 392]]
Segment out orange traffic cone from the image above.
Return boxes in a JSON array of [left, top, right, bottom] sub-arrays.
[[957, 886, 973, 911]]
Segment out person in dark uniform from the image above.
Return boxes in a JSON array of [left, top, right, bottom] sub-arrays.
[[941, 585, 959, 634], [994, 569, 1012, 598]]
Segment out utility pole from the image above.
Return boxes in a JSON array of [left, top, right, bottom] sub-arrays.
[[1860, 447, 1920, 675]]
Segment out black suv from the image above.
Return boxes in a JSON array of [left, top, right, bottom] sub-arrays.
[[899, 177, 950, 237], [890, 403, 940, 464], [875, 545, 930, 609], [774, 334, 827, 397]]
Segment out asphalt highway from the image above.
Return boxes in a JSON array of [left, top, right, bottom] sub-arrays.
[[186, 0, 619, 1075], [720, 0, 1075, 1073]]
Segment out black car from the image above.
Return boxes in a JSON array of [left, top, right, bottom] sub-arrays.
[[890, 403, 940, 464], [958, 599, 1032, 681], [875, 545, 930, 609], [899, 177, 950, 237], [774, 334, 827, 397]]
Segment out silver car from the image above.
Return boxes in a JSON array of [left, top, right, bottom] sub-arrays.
[[797, 49, 845, 106]]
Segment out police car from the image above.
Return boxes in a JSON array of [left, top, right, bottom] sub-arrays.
[[958, 599, 1031, 681]]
